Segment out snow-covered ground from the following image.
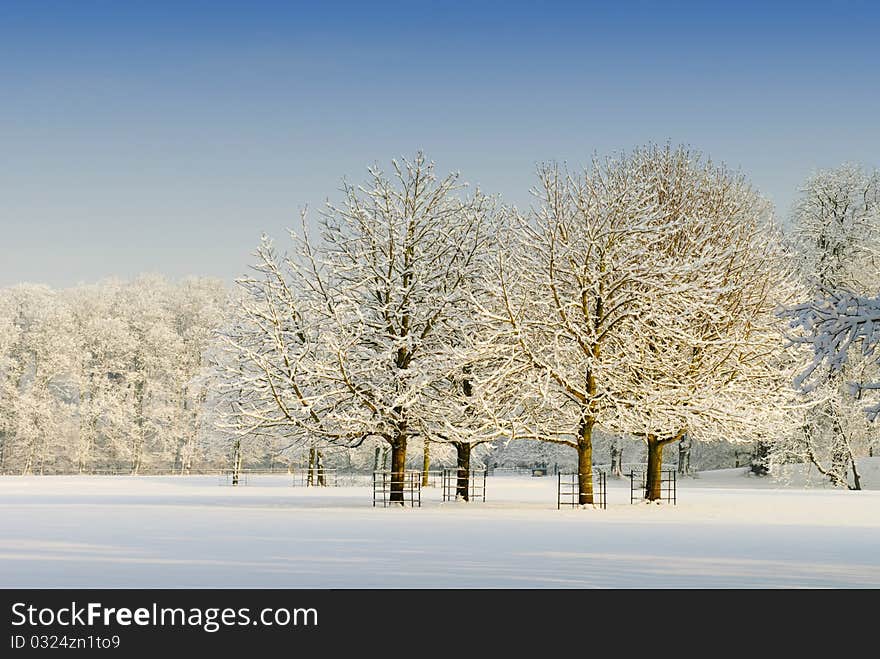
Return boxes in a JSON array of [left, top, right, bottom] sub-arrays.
[[1, 463, 879, 588]]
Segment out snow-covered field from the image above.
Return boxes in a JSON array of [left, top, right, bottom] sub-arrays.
[[1, 463, 879, 588]]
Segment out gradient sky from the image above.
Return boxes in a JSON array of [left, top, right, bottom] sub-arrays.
[[2, 0, 878, 287]]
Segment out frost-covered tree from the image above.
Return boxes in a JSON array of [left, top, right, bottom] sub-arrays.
[[611, 146, 801, 500], [0, 290, 21, 469], [69, 281, 137, 472], [0, 285, 77, 474], [482, 145, 799, 502], [779, 164, 880, 488], [220, 153, 498, 502], [166, 278, 228, 473], [479, 153, 695, 504], [783, 289, 880, 486], [790, 164, 880, 291]]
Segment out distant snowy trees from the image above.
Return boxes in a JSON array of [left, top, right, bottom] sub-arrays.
[[0, 285, 76, 474], [0, 277, 226, 474]]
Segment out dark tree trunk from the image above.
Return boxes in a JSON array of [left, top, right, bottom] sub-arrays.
[[231, 438, 242, 486], [455, 442, 471, 501], [577, 417, 594, 505], [317, 451, 326, 486], [828, 403, 852, 484], [749, 441, 770, 476], [851, 455, 862, 491], [677, 433, 691, 476], [645, 435, 664, 501], [389, 434, 407, 504], [307, 447, 316, 486], [610, 436, 623, 478]]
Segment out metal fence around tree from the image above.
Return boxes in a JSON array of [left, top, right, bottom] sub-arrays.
[[557, 471, 607, 509], [441, 468, 487, 502], [629, 468, 676, 504], [372, 470, 422, 508]]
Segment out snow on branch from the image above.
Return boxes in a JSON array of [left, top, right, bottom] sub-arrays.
[[784, 288, 880, 419]]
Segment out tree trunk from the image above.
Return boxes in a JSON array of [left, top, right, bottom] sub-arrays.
[[455, 442, 471, 501], [132, 378, 145, 476], [828, 402, 852, 484], [749, 441, 770, 476], [389, 434, 407, 504], [307, 447, 316, 486], [851, 455, 862, 491], [316, 451, 326, 486], [677, 433, 691, 476], [610, 436, 623, 478], [78, 429, 94, 475], [422, 439, 430, 487], [131, 446, 141, 475], [231, 438, 242, 486], [645, 435, 664, 501], [577, 417, 594, 505], [77, 397, 95, 474]]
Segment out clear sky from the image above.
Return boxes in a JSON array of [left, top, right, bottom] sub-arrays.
[[2, 0, 878, 287]]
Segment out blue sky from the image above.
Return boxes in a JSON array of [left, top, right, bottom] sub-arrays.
[[2, 1, 878, 287]]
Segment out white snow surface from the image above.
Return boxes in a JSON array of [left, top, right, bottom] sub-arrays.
[[2, 463, 879, 588]]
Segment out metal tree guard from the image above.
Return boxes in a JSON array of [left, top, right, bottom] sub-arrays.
[[629, 468, 676, 504], [557, 471, 607, 509], [372, 470, 422, 507], [441, 468, 487, 502]]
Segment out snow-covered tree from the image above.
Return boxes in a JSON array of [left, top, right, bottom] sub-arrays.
[[610, 146, 802, 500], [0, 289, 22, 470], [790, 164, 880, 291], [477, 152, 692, 503], [779, 164, 880, 488], [0, 285, 77, 474], [166, 278, 228, 473], [69, 281, 138, 472], [481, 145, 800, 502], [220, 153, 498, 502], [783, 289, 880, 486]]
